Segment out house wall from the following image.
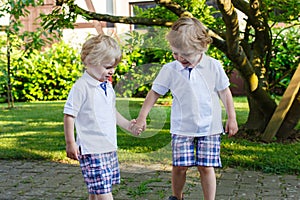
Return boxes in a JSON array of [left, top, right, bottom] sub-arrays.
[[14, 0, 55, 33], [63, 0, 154, 48], [229, 70, 245, 96]]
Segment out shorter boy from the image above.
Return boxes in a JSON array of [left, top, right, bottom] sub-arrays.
[[63, 34, 140, 200]]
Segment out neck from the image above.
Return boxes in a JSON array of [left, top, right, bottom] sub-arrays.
[[86, 70, 101, 81], [192, 53, 203, 67]]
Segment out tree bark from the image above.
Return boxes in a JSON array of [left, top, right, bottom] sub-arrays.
[[276, 90, 300, 140], [6, 31, 14, 109], [71, 3, 174, 27]]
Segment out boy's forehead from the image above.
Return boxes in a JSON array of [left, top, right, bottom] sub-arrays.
[[105, 58, 115, 64], [102, 59, 117, 66]]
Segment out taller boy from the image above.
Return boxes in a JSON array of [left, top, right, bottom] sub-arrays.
[[134, 17, 238, 200]]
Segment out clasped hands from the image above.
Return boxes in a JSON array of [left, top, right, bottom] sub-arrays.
[[130, 118, 146, 136]]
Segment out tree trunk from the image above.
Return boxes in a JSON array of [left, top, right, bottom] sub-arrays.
[[244, 88, 277, 132], [6, 32, 14, 109], [276, 90, 300, 140], [245, 96, 266, 130]]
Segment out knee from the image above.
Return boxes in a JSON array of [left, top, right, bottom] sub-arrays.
[[173, 166, 188, 174], [197, 166, 214, 175]]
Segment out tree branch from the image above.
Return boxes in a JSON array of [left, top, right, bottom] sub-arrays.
[[68, 1, 224, 53], [72, 4, 173, 27], [232, 0, 266, 35], [232, 0, 251, 17], [154, 0, 193, 17], [217, 0, 240, 56], [217, 0, 257, 90], [208, 30, 227, 52]]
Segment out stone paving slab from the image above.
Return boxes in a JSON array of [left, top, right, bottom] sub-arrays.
[[0, 160, 299, 200]]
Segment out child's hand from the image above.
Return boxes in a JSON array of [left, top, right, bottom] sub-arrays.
[[132, 124, 143, 136], [225, 118, 238, 137], [66, 142, 79, 161], [130, 119, 143, 136], [133, 117, 147, 135]]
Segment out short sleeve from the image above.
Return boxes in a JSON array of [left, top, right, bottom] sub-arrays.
[[215, 61, 230, 91], [152, 65, 172, 95], [152, 83, 169, 95], [63, 85, 84, 117]]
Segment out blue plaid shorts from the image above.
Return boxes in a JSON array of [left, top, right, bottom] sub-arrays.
[[172, 134, 222, 167], [79, 151, 120, 194]]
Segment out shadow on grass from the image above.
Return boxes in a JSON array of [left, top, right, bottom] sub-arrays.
[[0, 102, 66, 160], [221, 136, 300, 174]]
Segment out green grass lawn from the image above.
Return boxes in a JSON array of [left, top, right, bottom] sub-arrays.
[[0, 97, 299, 175]]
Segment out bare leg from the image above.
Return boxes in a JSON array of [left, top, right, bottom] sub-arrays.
[[89, 193, 113, 200], [197, 166, 216, 200], [172, 166, 188, 200]]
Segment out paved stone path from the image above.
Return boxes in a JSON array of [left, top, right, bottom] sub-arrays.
[[0, 160, 299, 200]]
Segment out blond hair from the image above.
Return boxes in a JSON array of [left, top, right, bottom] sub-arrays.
[[166, 17, 212, 54], [81, 34, 122, 67]]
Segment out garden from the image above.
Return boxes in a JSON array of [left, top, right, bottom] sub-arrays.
[[0, 3, 299, 176]]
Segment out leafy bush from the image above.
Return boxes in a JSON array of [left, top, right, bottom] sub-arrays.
[[12, 41, 83, 101], [114, 28, 173, 97], [269, 27, 300, 95]]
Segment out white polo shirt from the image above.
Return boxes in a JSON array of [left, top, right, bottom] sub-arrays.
[[64, 71, 117, 154], [152, 53, 229, 136]]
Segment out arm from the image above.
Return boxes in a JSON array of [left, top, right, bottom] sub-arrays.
[[64, 114, 79, 160], [134, 89, 161, 133], [116, 111, 139, 135], [218, 87, 238, 137]]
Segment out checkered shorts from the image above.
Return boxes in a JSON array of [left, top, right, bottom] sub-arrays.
[[78, 151, 120, 194], [172, 134, 222, 167]]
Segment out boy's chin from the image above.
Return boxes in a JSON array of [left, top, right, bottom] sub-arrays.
[[180, 62, 191, 67], [103, 76, 111, 82]]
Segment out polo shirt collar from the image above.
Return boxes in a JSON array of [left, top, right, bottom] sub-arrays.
[[195, 53, 209, 69], [176, 61, 191, 71]]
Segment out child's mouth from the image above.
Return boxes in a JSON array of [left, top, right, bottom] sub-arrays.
[[180, 60, 190, 65]]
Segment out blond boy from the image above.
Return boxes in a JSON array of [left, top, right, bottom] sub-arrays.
[[64, 34, 140, 200], [134, 17, 238, 200]]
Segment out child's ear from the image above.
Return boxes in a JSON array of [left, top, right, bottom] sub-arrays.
[[85, 57, 92, 65], [84, 58, 96, 68]]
